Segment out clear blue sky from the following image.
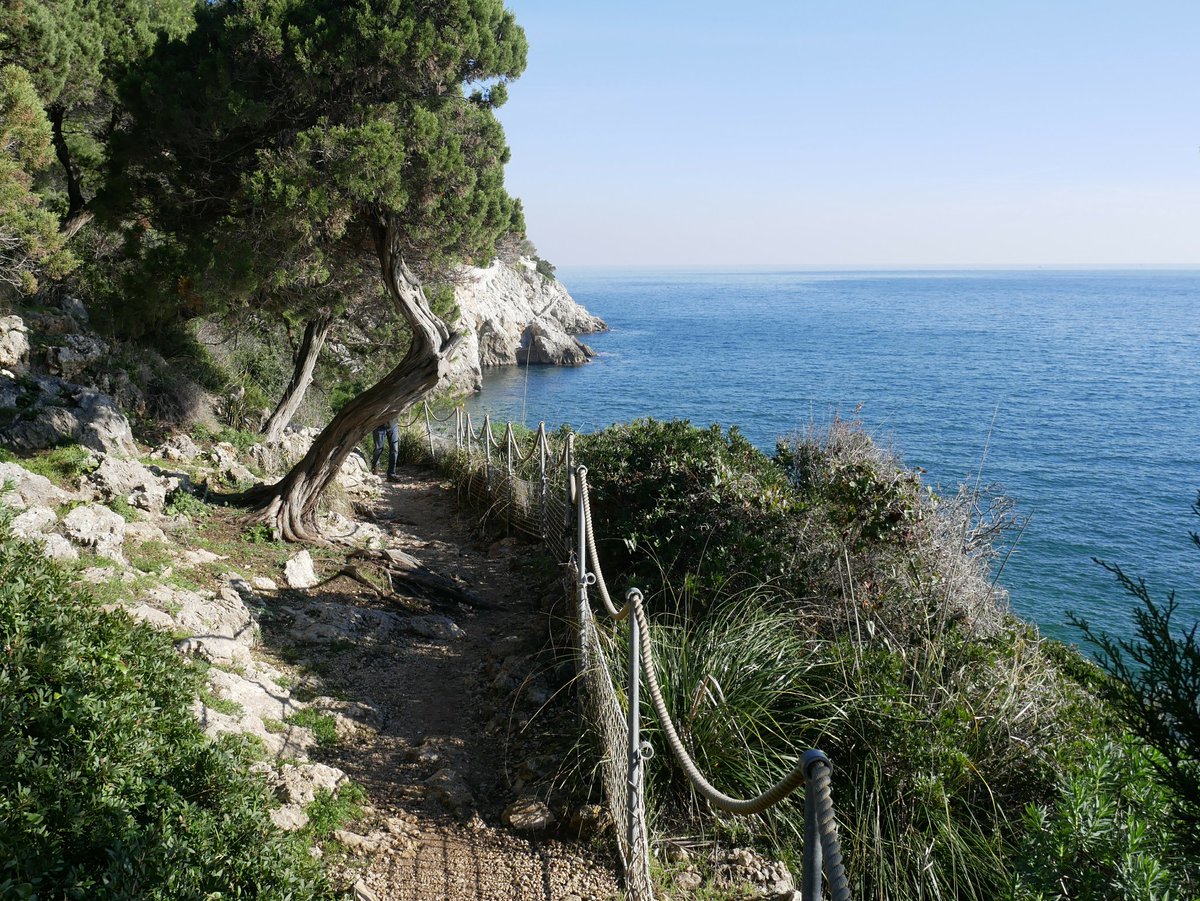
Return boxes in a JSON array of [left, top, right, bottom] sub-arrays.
[[495, 1, 1200, 266]]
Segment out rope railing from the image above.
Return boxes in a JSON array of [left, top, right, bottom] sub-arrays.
[[411, 402, 851, 901]]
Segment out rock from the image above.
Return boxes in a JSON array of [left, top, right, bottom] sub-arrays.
[[0, 316, 30, 372], [206, 667, 304, 722], [353, 881, 381, 901], [336, 451, 371, 492], [63, 503, 126, 562], [333, 830, 386, 855], [662, 840, 691, 863], [45, 334, 107, 380], [284, 550, 319, 589], [181, 547, 225, 567], [285, 600, 401, 644], [146, 583, 256, 666], [673, 868, 703, 892], [256, 761, 347, 806], [124, 521, 168, 544], [251, 575, 277, 591], [0, 461, 71, 511], [57, 295, 89, 323], [269, 805, 310, 831], [87, 455, 168, 513], [194, 701, 315, 759], [425, 768, 474, 812], [40, 533, 78, 562], [402, 615, 465, 641], [518, 321, 595, 366], [568, 804, 612, 840], [443, 258, 607, 392], [0, 377, 136, 457], [502, 798, 555, 832], [127, 604, 177, 630], [151, 433, 200, 462], [11, 506, 56, 539], [310, 696, 385, 732]]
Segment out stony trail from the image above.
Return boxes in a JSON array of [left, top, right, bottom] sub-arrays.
[[299, 466, 620, 901]]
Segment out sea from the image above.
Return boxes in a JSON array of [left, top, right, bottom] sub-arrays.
[[463, 268, 1200, 644]]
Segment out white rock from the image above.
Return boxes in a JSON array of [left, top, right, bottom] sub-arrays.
[[403, 615, 466, 640], [63, 503, 126, 562], [443, 259, 607, 392], [0, 462, 71, 511], [124, 521, 168, 544], [284, 550, 319, 589], [0, 316, 30, 372], [151, 433, 200, 462], [206, 667, 303, 722], [40, 533, 79, 562], [251, 575, 277, 591], [11, 506, 56, 539], [269, 805, 310, 831]]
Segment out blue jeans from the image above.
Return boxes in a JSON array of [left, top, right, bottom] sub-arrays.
[[372, 422, 399, 476]]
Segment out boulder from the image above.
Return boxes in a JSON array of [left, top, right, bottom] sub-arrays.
[[63, 503, 126, 562], [11, 506, 56, 539], [206, 667, 304, 723], [0, 316, 30, 372], [518, 321, 595, 366], [284, 550, 319, 589], [0, 377, 136, 457], [151, 433, 200, 462], [45, 334, 107, 380], [87, 455, 168, 513], [0, 461, 72, 510], [40, 533, 79, 562]]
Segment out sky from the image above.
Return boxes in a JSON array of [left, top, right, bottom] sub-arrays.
[[494, 1, 1200, 267]]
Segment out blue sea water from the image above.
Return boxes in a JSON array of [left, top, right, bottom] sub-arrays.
[[464, 268, 1200, 643]]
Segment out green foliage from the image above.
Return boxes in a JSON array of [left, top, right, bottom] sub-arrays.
[[1071, 493, 1200, 859], [0, 507, 330, 898], [0, 64, 74, 293], [243, 522, 278, 544], [304, 783, 366, 838], [285, 709, 340, 748], [1012, 736, 1196, 900], [163, 485, 209, 520], [107, 0, 528, 344], [575, 419, 798, 611]]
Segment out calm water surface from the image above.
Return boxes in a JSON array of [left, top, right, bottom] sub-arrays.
[[464, 269, 1200, 642]]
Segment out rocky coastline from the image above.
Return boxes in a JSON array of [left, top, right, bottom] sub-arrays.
[[443, 258, 606, 393]]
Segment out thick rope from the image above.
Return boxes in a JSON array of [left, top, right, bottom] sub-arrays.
[[807, 758, 852, 901]]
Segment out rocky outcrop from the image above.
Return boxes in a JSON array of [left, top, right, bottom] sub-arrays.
[[0, 371, 137, 456], [444, 259, 606, 392]]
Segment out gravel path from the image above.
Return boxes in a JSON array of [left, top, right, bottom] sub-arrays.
[[308, 466, 620, 901]]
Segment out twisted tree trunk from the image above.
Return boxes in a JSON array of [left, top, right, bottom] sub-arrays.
[[245, 223, 457, 541], [261, 311, 334, 443]]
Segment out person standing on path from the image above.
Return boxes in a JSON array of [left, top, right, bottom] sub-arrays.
[[372, 418, 400, 481]]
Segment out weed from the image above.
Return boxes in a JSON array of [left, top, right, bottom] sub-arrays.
[[285, 709, 340, 747], [164, 486, 210, 519], [304, 783, 367, 838], [200, 689, 245, 718]]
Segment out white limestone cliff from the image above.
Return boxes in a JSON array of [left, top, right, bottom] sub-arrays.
[[442, 258, 606, 393]]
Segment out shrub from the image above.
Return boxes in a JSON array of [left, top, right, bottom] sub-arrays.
[[1071, 491, 1200, 859], [0, 444, 98, 485], [1011, 736, 1195, 901], [0, 508, 331, 899], [164, 485, 210, 520], [577, 417, 1092, 901]]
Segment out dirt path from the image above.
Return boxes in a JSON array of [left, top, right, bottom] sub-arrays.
[[302, 466, 620, 901]]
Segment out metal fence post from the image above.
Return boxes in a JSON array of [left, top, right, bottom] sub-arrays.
[[484, 414, 492, 482], [424, 400, 435, 458], [802, 749, 830, 901]]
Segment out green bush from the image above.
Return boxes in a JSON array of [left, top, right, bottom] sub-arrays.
[[0, 508, 331, 899], [576, 417, 1099, 900], [1071, 491, 1200, 861], [1012, 736, 1195, 900]]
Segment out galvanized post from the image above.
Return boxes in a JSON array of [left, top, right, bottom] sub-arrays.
[[802, 749, 830, 901], [455, 407, 462, 451], [626, 587, 644, 868]]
